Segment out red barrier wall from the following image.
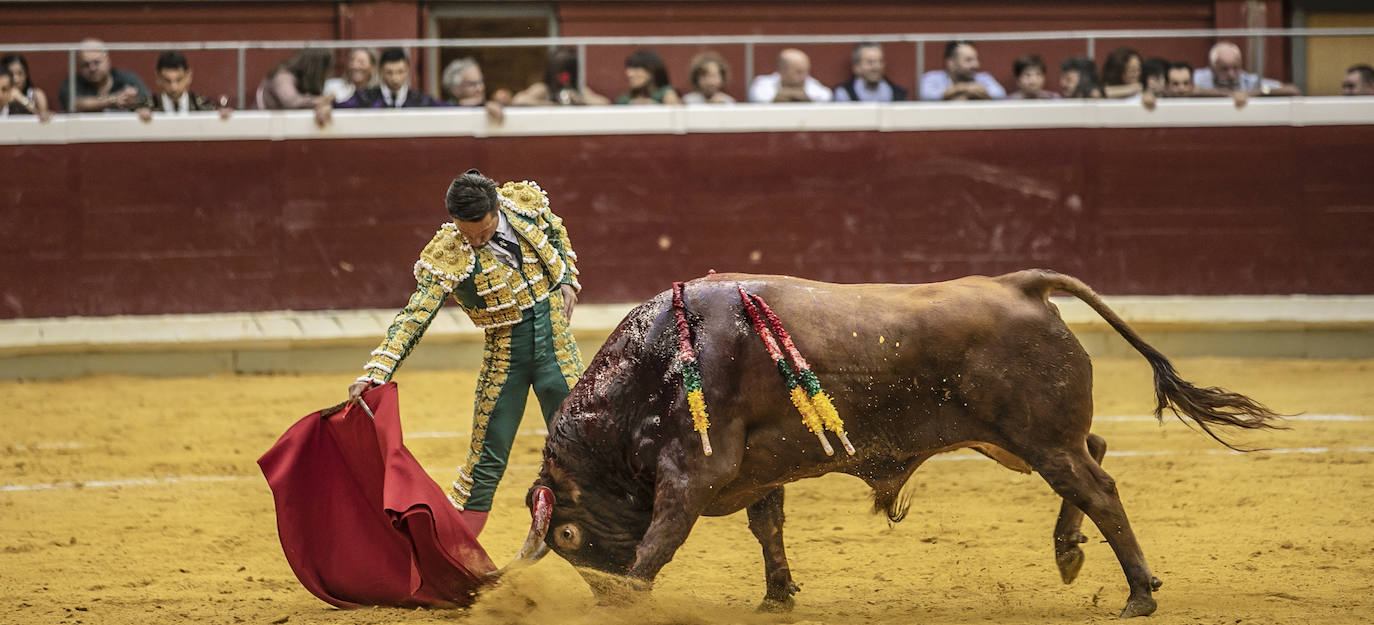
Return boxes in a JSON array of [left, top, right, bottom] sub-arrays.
[[3, 122, 1372, 319]]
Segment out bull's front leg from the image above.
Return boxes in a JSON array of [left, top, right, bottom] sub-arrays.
[[747, 486, 800, 612], [624, 438, 742, 595]]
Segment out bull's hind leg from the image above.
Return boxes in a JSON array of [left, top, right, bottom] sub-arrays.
[[1053, 432, 1107, 584], [747, 487, 800, 612], [1031, 444, 1163, 618]]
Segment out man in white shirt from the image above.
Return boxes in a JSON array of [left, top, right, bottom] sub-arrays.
[[136, 51, 232, 122], [1192, 42, 1300, 103], [919, 40, 1006, 101], [748, 48, 833, 103]]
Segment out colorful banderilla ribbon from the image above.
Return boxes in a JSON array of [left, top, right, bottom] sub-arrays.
[[672, 281, 712, 456], [739, 287, 855, 456]]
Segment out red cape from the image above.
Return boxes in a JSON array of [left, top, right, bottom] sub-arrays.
[[258, 383, 496, 608]]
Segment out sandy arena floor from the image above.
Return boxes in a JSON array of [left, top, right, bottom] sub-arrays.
[[2, 357, 1372, 625]]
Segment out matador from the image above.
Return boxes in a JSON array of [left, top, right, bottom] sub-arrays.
[[348, 169, 584, 536]]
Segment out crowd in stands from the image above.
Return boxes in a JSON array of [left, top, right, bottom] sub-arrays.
[[3, 37, 1372, 125]]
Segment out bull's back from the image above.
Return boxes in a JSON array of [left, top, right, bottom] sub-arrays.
[[687, 272, 1093, 466]]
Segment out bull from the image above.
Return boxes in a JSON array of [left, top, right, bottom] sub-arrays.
[[501, 270, 1281, 618]]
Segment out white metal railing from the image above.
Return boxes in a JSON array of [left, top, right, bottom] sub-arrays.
[[6, 27, 1374, 111]]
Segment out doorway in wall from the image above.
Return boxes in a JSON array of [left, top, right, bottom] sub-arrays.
[[427, 3, 556, 102]]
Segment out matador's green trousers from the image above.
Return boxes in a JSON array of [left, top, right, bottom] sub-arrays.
[[450, 293, 583, 512]]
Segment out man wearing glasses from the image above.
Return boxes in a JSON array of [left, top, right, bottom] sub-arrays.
[[348, 169, 583, 538], [60, 38, 150, 112]]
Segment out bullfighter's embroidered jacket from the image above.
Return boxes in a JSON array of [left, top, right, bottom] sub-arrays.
[[358, 180, 581, 385]]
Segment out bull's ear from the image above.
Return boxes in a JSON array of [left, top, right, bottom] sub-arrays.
[[547, 457, 583, 505]]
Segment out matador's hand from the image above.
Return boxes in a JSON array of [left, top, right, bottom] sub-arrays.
[[347, 380, 373, 404], [560, 284, 577, 322]]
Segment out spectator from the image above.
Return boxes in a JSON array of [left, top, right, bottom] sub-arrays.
[[1101, 47, 1144, 99], [3, 53, 52, 120], [919, 41, 1005, 101], [0, 66, 26, 117], [833, 42, 908, 102], [442, 57, 504, 122], [337, 48, 443, 109], [1193, 41, 1300, 102], [1343, 64, 1374, 95], [748, 48, 833, 103], [615, 49, 681, 105], [682, 51, 735, 104], [322, 48, 377, 103], [258, 48, 332, 110], [1141, 57, 1168, 95], [1059, 56, 1103, 98], [1007, 54, 1059, 99], [1165, 61, 1194, 97], [511, 48, 610, 106], [59, 38, 150, 113], [135, 51, 232, 122]]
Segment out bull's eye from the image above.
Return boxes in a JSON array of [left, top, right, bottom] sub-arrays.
[[553, 523, 583, 551]]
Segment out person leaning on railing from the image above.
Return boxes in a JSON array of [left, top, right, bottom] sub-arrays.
[[615, 49, 681, 105], [1006, 54, 1059, 100], [134, 51, 233, 123], [257, 48, 334, 127], [60, 38, 150, 113], [682, 51, 735, 104], [511, 48, 609, 106], [3, 53, 52, 121], [442, 57, 505, 122], [1192, 41, 1301, 108], [1344, 64, 1374, 96]]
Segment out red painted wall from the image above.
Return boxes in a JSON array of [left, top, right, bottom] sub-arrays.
[[3, 124, 1372, 320]]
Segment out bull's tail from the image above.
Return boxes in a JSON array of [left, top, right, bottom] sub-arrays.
[[1014, 269, 1286, 451]]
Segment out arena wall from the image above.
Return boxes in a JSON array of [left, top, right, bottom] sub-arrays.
[[2, 99, 1372, 322]]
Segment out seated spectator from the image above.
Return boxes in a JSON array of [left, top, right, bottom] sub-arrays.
[[3, 53, 52, 120], [1007, 54, 1059, 99], [682, 51, 735, 104], [0, 66, 27, 117], [1141, 57, 1168, 95], [1165, 61, 1194, 96], [136, 51, 232, 122], [511, 48, 610, 106], [833, 42, 908, 102], [1059, 56, 1103, 98], [337, 48, 442, 109], [1343, 64, 1374, 95], [442, 57, 504, 122], [1101, 47, 1144, 99], [616, 49, 681, 105], [257, 49, 333, 127], [919, 41, 1005, 101], [1193, 41, 1300, 103], [748, 48, 833, 103], [59, 38, 150, 113], [322, 48, 377, 103]]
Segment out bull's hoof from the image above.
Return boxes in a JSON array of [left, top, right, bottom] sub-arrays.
[[757, 581, 801, 613], [756, 596, 795, 613], [1118, 594, 1157, 618], [1056, 547, 1085, 584]]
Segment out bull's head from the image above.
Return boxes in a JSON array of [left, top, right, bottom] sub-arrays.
[[506, 459, 653, 599]]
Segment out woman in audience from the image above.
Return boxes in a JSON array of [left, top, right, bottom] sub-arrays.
[[511, 48, 609, 106], [1007, 54, 1060, 99], [321, 48, 377, 103], [258, 49, 334, 110], [683, 51, 735, 104], [615, 49, 680, 105], [3, 53, 52, 119], [1059, 56, 1104, 98], [1101, 47, 1144, 98]]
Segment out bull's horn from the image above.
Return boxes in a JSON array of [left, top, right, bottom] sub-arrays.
[[487, 486, 555, 579]]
